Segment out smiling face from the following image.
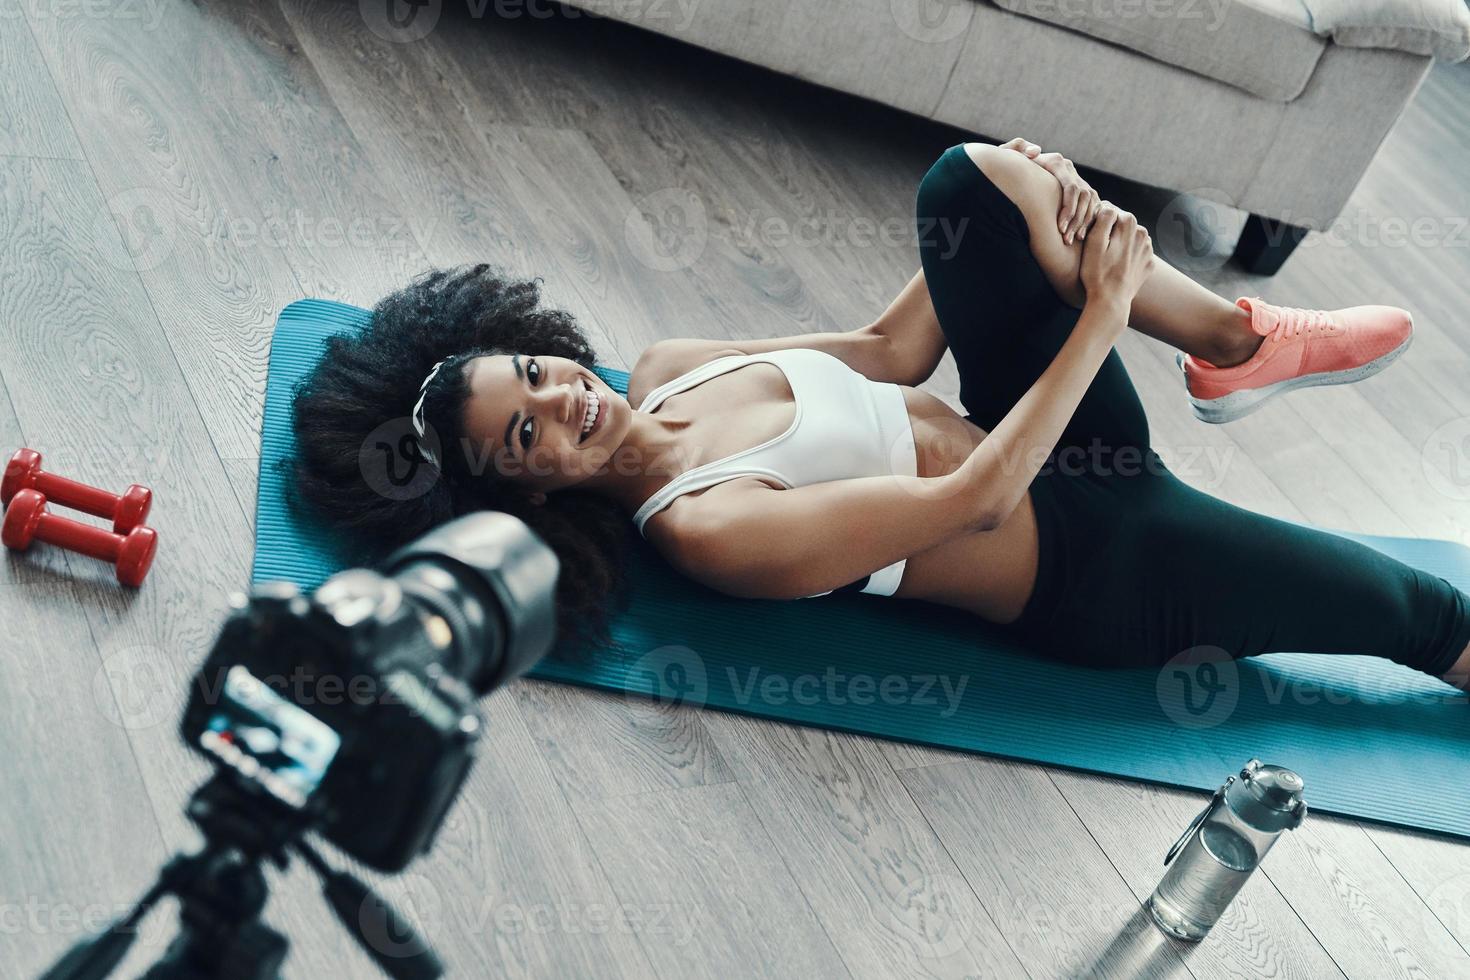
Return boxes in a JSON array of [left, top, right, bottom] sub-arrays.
[[460, 353, 630, 493]]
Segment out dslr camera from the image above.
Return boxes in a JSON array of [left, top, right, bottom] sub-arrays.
[[45, 512, 561, 980], [181, 511, 559, 871]]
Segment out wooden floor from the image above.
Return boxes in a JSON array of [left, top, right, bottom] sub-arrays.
[[3, 2, 1469, 977]]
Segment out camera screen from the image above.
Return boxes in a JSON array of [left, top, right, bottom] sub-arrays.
[[199, 665, 342, 809]]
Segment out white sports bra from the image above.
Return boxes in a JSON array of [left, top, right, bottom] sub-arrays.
[[631, 348, 919, 598]]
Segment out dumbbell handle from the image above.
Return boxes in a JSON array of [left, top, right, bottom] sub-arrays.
[[22, 471, 118, 518], [34, 507, 126, 561]]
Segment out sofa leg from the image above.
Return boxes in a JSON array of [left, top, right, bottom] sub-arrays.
[[1233, 214, 1308, 275]]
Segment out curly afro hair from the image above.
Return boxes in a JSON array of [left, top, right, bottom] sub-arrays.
[[286, 264, 630, 660]]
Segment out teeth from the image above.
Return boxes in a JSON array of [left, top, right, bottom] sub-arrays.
[[581, 381, 600, 436]]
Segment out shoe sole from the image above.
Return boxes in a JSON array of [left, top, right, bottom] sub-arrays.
[[1177, 332, 1413, 424]]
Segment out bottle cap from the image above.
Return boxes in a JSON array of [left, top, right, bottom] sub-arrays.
[[1225, 759, 1307, 833]]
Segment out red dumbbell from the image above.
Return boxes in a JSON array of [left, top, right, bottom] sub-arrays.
[[3, 448, 152, 534], [2, 489, 158, 587]]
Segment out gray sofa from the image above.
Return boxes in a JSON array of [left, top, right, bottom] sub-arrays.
[[565, 0, 1470, 273]]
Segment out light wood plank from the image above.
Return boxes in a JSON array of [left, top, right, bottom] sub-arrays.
[[513, 680, 735, 804], [1368, 827, 1470, 958], [23, 0, 427, 465], [900, 758, 1191, 978], [1263, 817, 1470, 977], [0, 0, 83, 159], [702, 712, 1030, 978], [224, 455, 259, 533], [573, 781, 853, 979]]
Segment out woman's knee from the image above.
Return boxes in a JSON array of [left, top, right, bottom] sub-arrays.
[[955, 144, 1087, 308], [916, 144, 1026, 238], [962, 143, 1059, 217]]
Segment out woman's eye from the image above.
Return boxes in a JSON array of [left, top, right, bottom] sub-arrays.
[[528, 359, 541, 385], [520, 418, 535, 451]]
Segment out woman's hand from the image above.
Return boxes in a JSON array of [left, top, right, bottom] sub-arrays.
[[999, 138, 1101, 245], [1079, 203, 1154, 313]]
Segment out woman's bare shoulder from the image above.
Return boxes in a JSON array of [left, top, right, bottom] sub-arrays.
[[626, 338, 747, 409]]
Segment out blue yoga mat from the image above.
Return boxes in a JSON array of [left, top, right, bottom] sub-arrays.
[[255, 300, 1470, 838]]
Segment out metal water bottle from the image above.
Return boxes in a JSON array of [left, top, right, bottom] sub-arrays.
[[1148, 759, 1307, 941]]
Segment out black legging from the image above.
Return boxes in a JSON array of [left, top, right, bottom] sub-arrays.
[[915, 144, 1470, 676]]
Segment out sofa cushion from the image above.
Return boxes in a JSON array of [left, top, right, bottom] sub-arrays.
[[1296, 0, 1470, 60], [987, 0, 1328, 101], [1240, 0, 1470, 59]]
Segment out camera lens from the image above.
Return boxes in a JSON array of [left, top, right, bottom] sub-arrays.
[[382, 511, 560, 695]]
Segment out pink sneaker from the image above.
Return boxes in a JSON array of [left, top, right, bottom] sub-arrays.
[[1176, 297, 1413, 423]]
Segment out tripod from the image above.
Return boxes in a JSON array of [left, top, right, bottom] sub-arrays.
[[41, 773, 442, 980]]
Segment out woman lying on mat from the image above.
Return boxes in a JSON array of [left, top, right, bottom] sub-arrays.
[[290, 140, 1470, 686]]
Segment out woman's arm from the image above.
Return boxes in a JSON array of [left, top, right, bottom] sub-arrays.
[[662, 205, 1153, 600], [654, 466, 1000, 600], [866, 269, 949, 387]]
